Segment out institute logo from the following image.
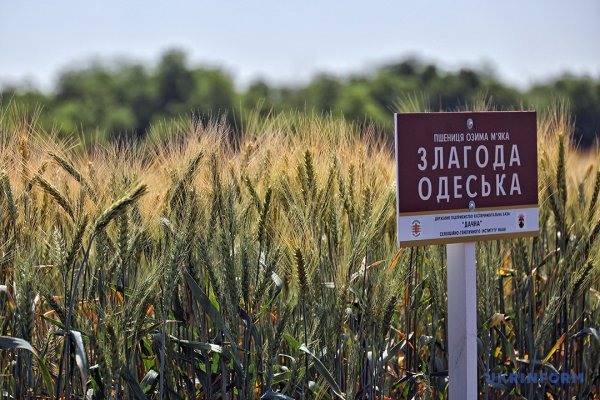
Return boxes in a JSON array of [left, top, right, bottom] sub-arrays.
[[518, 214, 525, 229], [411, 220, 422, 237]]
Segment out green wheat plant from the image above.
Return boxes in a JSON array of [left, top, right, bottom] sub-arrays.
[[0, 102, 598, 399]]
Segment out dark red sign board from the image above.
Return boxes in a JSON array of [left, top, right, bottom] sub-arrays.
[[395, 112, 538, 246]]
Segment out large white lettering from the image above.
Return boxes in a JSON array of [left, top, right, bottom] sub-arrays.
[[417, 147, 427, 171], [496, 174, 506, 196], [493, 145, 506, 170], [448, 146, 460, 169], [453, 176, 463, 199], [510, 173, 521, 195], [432, 147, 444, 170], [509, 144, 521, 167], [418, 177, 432, 200], [466, 175, 478, 197], [436, 177, 450, 203], [481, 175, 491, 197], [463, 145, 472, 168], [416, 173, 522, 202], [476, 145, 489, 168]]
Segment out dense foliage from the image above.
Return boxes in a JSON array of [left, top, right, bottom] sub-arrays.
[[0, 103, 599, 399], [2, 50, 600, 147]]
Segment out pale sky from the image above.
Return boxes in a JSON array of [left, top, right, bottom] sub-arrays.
[[1, 0, 599, 91]]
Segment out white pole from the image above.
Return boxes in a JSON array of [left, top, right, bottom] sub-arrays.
[[447, 242, 478, 399]]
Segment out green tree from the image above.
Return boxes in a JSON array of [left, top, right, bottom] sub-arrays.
[[2, 50, 599, 147]]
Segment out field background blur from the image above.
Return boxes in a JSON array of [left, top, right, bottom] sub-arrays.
[[2, 50, 599, 148]]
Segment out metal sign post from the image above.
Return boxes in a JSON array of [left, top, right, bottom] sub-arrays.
[[447, 242, 477, 399]]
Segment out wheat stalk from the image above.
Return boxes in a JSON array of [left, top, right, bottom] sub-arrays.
[[34, 175, 75, 221], [93, 183, 147, 233]]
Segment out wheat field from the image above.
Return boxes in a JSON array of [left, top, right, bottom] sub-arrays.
[[0, 103, 599, 399]]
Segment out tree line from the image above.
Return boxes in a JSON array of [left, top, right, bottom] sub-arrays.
[[2, 49, 599, 147]]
